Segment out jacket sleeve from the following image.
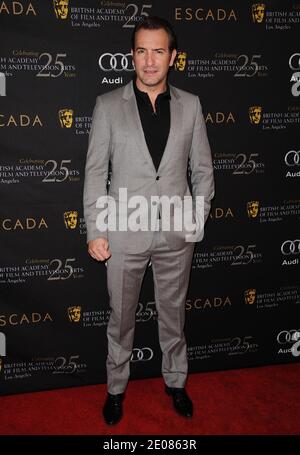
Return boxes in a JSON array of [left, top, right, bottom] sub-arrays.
[[189, 96, 215, 233], [83, 96, 111, 243]]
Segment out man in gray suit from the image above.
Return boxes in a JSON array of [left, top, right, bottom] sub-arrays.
[[84, 17, 214, 425]]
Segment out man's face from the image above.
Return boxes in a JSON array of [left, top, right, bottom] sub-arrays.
[[132, 28, 176, 90]]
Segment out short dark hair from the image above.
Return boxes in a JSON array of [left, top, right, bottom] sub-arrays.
[[131, 16, 177, 52]]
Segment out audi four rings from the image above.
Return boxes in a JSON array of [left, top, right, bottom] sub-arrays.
[[130, 347, 153, 362], [289, 53, 300, 70], [285, 150, 300, 166], [281, 240, 300, 255], [277, 330, 300, 344], [98, 53, 135, 72]]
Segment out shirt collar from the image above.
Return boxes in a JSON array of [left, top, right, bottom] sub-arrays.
[[133, 76, 171, 102]]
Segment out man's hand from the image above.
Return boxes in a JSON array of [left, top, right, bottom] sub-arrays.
[[88, 237, 111, 261]]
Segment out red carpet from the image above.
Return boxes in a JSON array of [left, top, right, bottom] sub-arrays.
[[0, 363, 299, 435]]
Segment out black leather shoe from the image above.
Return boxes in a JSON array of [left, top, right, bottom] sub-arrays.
[[165, 386, 193, 417], [102, 393, 124, 425]]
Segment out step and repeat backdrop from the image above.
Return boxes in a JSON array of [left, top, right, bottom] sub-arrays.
[[0, 0, 299, 395]]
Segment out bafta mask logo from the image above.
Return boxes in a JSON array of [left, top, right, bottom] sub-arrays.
[[174, 52, 187, 72], [68, 306, 81, 323], [244, 289, 257, 305], [59, 109, 73, 128], [252, 4, 265, 23], [247, 201, 259, 218], [249, 106, 262, 124], [64, 211, 78, 229], [53, 0, 69, 20]]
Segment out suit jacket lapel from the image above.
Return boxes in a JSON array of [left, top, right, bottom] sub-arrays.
[[123, 82, 156, 174], [157, 86, 182, 173]]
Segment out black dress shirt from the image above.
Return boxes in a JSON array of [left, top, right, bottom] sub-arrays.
[[133, 78, 171, 172]]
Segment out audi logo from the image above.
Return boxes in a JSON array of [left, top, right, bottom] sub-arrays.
[[131, 347, 154, 362], [277, 329, 300, 344], [285, 150, 300, 166], [289, 53, 300, 71], [281, 240, 300, 255], [98, 53, 134, 72]]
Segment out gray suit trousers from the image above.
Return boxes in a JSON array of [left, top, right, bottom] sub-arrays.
[[106, 227, 195, 394]]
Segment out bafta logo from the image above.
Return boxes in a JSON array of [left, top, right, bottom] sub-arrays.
[[249, 106, 262, 124], [247, 201, 259, 218], [68, 306, 81, 323], [53, 0, 69, 20], [59, 109, 73, 128], [174, 51, 187, 71], [252, 4, 265, 23], [64, 211, 78, 229], [244, 289, 257, 305]]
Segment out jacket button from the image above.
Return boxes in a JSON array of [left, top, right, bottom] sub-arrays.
[[156, 176, 160, 180]]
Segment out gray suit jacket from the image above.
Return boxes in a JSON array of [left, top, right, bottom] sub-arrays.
[[83, 81, 214, 253]]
